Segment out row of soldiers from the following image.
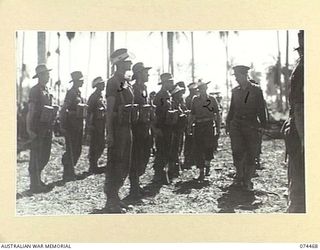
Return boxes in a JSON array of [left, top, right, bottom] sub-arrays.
[[25, 49, 266, 214], [25, 30, 304, 213]]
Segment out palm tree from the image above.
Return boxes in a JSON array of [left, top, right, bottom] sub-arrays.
[[219, 31, 238, 110], [66, 32, 76, 72], [37, 31, 46, 64], [191, 31, 195, 83]]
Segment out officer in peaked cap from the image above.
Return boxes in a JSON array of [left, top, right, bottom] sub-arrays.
[[103, 48, 135, 213], [86, 76, 106, 174], [60, 70, 86, 182], [226, 64, 267, 190], [26, 64, 54, 193], [190, 80, 221, 180], [152, 72, 175, 183]]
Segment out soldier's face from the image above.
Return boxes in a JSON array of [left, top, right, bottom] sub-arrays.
[[199, 85, 207, 94], [234, 72, 247, 84], [97, 82, 105, 91], [39, 71, 50, 84], [141, 69, 149, 82], [75, 79, 84, 88]]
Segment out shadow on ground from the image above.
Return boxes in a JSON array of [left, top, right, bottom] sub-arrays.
[[217, 185, 260, 213]]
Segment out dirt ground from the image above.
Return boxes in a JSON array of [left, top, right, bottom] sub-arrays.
[[16, 135, 288, 215]]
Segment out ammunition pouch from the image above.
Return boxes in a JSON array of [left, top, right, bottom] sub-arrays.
[[165, 109, 179, 126], [139, 104, 152, 124], [118, 104, 139, 125], [76, 103, 88, 119], [40, 105, 58, 126]]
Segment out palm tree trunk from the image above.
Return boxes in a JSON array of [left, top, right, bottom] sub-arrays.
[[191, 32, 195, 82], [225, 32, 230, 111], [110, 32, 115, 75], [37, 31, 46, 64], [277, 31, 283, 112], [284, 31, 289, 111], [167, 32, 174, 75]]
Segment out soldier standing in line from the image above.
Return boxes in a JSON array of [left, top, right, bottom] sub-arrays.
[[86, 76, 106, 174], [284, 30, 305, 213], [152, 73, 175, 183], [103, 48, 135, 213], [190, 80, 221, 181], [170, 84, 188, 178], [26, 64, 55, 193], [183, 82, 198, 169], [127, 62, 153, 199], [60, 71, 86, 182], [226, 65, 267, 190]]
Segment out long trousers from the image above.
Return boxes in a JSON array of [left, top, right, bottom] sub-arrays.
[[29, 129, 52, 187], [229, 120, 260, 184]]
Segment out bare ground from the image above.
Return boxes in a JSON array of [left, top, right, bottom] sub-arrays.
[[16, 135, 288, 215]]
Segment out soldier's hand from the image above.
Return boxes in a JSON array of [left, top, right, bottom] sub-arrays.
[[258, 128, 265, 134], [106, 134, 114, 147]]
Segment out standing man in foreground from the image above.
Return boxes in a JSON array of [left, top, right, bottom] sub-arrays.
[[284, 30, 305, 213], [60, 71, 86, 182], [26, 64, 54, 193], [226, 65, 267, 190], [104, 48, 135, 213]]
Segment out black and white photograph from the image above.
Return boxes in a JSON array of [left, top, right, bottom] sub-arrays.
[[16, 30, 304, 215]]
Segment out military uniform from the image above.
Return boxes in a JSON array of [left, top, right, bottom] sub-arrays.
[[286, 31, 305, 212], [226, 79, 267, 188], [191, 91, 220, 178], [86, 89, 106, 173], [60, 86, 85, 181], [129, 82, 152, 195], [28, 83, 53, 191], [183, 87, 198, 168], [104, 71, 134, 206], [153, 88, 173, 181], [169, 87, 188, 177]]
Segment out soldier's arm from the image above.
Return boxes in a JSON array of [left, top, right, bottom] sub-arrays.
[[226, 93, 235, 130], [257, 89, 267, 128], [86, 96, 94, 130], [26, 103, 36, 138]]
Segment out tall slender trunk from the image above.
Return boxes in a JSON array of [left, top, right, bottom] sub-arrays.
[[277, 31, 283, 112], [37, 32, 46, 64], [106, 32, 110, 79], [225, 33, 230, 111], [161, 32, 164, 73], [284, 31, 289, 111], [57, 32, 61, 105], [167, 32, 174, 75], [191, 32, 195, 83], [85, 32, 93, 100], [18, 32, 25, 105], [110, 32, 115, 75]]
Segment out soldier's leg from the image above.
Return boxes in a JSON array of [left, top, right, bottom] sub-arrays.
[[229, 123, 246, 183], [243, 127, 260, 189], [288, 147, 306, 213], [73, 129, 83, 167], [294, 103, 304, 147], [152, 128, 167, 182], [29, 137, 41, 189], [38, 132, 52, 184], [193, 124, 205, 180], [62, 129, 76, 180]]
